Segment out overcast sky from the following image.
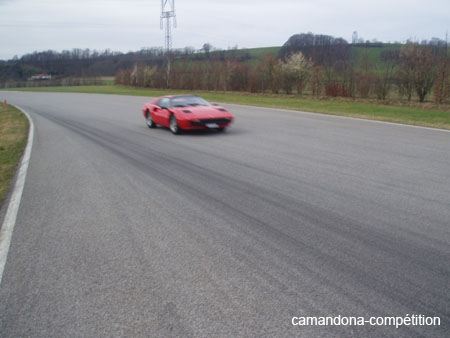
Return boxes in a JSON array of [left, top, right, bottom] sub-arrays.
[[0, 0, 449, 60]]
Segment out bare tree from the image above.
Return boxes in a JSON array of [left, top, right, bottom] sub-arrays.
[[143, 66, 157, 87], [202, 43, 212, 57], [357, 49, 374, 98], [413, 45, 437, 102], [397, 45, 416, 101], [374, 50, 399, 100], [310, 66, 322, 96], [434, 57, 450, 104], [398, 44, 437, 102], [262, 55, 282, 94]]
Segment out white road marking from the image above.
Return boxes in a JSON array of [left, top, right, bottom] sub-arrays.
[[0, 105, 34, 286]]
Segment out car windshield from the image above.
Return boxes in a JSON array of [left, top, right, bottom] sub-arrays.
[[171, 96, 211, 108]]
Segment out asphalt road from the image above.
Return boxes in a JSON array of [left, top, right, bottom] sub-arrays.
[[0, 92, 449, 338]]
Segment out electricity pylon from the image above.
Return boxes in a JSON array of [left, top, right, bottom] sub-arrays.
[[160, 0, 176, 87], [161, 0, 176, 52]]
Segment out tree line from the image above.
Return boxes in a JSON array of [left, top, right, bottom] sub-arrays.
[[0, 45, 251, 87], [116, 34, 449, 104], [0, 47, 187, 84], [1, 33, 449, 103]]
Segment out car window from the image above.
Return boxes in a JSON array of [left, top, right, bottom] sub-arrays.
[[158, 98, 171, 109], [170, 96, 210, 107]]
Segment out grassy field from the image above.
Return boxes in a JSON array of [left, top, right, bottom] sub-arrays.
[[246, 46, 281, 66], [4, 85, 450, 130], [0, 104, 29, 206]]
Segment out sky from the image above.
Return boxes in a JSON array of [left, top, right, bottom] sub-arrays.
[[0, 0, 449, 60]]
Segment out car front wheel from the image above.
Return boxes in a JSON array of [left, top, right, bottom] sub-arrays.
[[146, 110, 156, 128], [170, 114, 181, 135]]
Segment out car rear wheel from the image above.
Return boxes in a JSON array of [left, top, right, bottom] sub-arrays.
[[146, 110, 156, 128], [170, 114, 181, 135]]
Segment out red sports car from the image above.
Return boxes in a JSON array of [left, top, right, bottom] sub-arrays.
[[142, 95, 234, 134]]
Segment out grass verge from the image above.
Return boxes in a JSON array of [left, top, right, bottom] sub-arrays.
[[0, 104, 29, 206], [3, 85, 450, 130]]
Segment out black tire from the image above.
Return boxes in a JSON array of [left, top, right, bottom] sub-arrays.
[[169, 114, 181, 135], [146, 110, 156, 128]]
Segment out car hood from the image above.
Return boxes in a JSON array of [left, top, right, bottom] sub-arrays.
[[179, 106, 232, 118]]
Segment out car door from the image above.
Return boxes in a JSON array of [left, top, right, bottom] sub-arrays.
[[153, 97, 171, 126], [151, 99, 163, 125]]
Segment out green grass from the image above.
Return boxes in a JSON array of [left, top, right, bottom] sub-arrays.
[[3, 85, 450, 130], [352, 44, 402, 71], [0, 104, 29, 206], [247, 46, 281, 59]]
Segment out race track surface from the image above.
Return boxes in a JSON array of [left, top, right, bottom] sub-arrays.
[[0, 92, 449, 337]]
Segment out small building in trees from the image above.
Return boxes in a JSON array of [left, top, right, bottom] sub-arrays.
[[29, 73, 52, 81]]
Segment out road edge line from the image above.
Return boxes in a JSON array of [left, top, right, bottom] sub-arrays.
[[0, 105, 34, 286], [220, 102, 450, 134]]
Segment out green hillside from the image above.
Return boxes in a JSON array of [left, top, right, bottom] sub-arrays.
[[247, 46, 281, 59], [190, 43, 402, 70], [352, 43, 402, 69]]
